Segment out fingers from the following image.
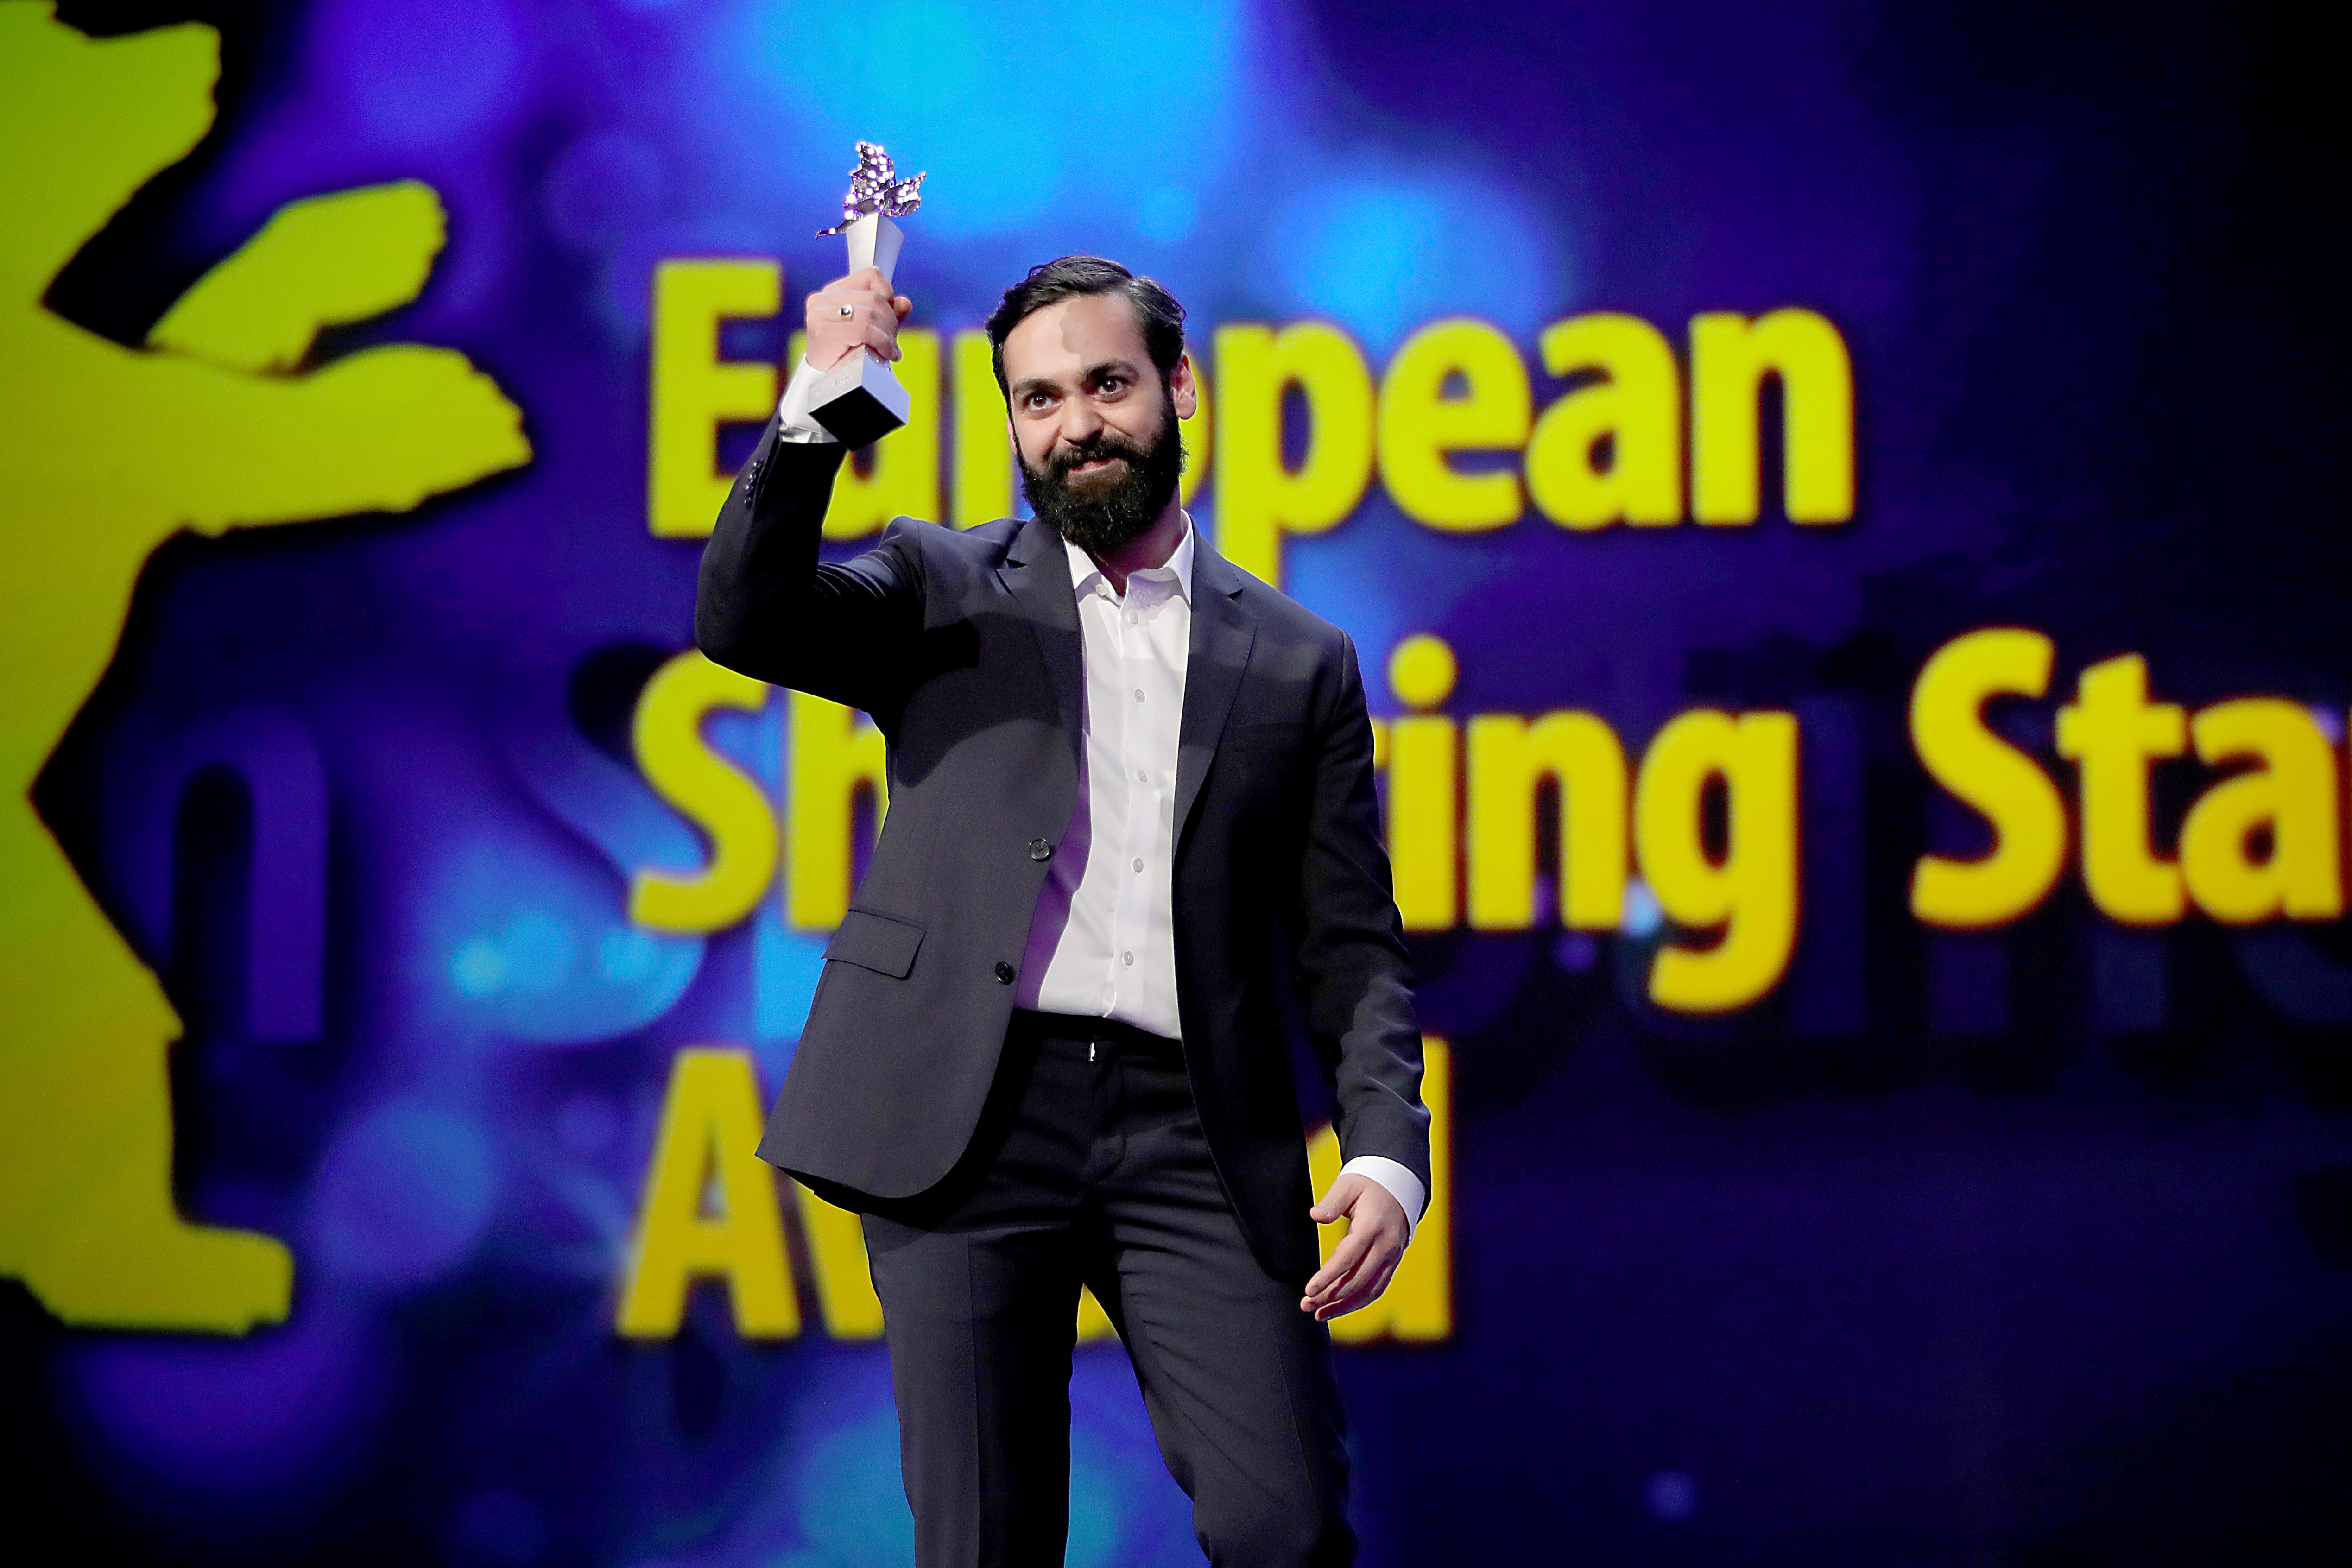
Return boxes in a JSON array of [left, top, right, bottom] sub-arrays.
[[838, 268, 911, 319], [1300, 1233, 1402, 1320], [1300, 1217, 1407, 1319], [850, 305, 901, 360], [1314, 1253, 1401, 1321], [821, 272, 904, 319], [1301, 1173, 1410, 1318], [1298, 1185, 1402, 1316], [1302, 1226, 1373, 1301], [804, 275, 908, 369]]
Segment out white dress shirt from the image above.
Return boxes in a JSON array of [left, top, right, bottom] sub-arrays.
[[775, 356, 834, 443], [776, 361, 1426, 1234], [1016, 528, 1192, 1032]]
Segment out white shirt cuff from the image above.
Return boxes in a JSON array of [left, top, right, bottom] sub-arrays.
[[1338, 1154, 1427, 1242], [775, 355, 836, 444]]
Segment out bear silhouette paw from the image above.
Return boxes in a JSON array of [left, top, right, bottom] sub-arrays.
[[18, 1220, 292, 1334]]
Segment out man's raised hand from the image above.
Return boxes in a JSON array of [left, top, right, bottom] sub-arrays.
[[1301, 1172, 1409, 1322], [806, 266, 912, 370]]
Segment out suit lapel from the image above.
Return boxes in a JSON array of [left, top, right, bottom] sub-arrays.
[[998, 516, 1085, 770], [1174, 540, 1255, 847]]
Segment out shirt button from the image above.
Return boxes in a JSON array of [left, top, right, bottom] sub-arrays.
[[1027, 837, 1053, 861], [1133, 689, 1145, 702], [993, 961, 1016, 984], [1135, 768, 1148, 783], [1127, 610, 1139, 624], [1132, 858, 1143, 872], [1122, 951, 1135, 966]]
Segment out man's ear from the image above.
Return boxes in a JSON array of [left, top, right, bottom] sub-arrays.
[[1169, 351, 1199, 420]]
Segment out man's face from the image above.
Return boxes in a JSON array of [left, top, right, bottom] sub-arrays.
[[1001, 292, 1197, 555]]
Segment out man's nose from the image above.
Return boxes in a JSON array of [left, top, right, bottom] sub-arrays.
[[1056, 399, 1106, 448]]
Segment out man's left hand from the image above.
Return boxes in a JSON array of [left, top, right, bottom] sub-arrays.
[[1301, 1173, 1408, 1321]]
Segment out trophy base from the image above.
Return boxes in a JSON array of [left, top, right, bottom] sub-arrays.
[[808, 349, 911, 448]]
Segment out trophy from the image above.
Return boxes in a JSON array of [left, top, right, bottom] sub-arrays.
[[806, 141, 927, 448]]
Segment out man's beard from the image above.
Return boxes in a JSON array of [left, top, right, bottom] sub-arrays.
[[1020, 395, 1185, 556]]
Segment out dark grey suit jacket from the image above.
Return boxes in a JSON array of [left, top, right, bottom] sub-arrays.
[[695, 424, 1428, 1282]]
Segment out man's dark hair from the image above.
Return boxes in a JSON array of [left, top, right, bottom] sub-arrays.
[[986, 255, 1186, 398]]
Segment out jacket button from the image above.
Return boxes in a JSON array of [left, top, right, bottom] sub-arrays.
[[1027, 838, 1052, 861], [993, 961, 1016, 984]]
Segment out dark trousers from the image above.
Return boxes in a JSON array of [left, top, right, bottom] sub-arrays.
[[859, 1011, 1354, 1568]]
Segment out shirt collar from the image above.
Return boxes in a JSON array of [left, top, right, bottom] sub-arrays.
[[1062, 511, 1195, 605]]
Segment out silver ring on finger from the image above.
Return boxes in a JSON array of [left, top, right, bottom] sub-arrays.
[[837, 303, 855, 318]]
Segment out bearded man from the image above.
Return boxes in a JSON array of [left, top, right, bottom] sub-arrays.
[[697, 255, 1429, 1568]]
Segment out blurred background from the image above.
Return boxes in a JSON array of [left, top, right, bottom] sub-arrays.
[[4, 0, 2349, 1562]]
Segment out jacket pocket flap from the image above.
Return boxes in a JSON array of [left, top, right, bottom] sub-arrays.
[[827, 909, 924, 978]]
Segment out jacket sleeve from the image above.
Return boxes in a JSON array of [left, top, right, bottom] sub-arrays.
[[1283, 630, 1432, 1199], [694, 416, 923, 714]]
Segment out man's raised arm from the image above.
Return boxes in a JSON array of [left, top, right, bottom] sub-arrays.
[[694, 266, 923, 712]]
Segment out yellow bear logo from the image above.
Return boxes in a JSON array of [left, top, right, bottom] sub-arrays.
[[0, 2, 531, 1331]]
